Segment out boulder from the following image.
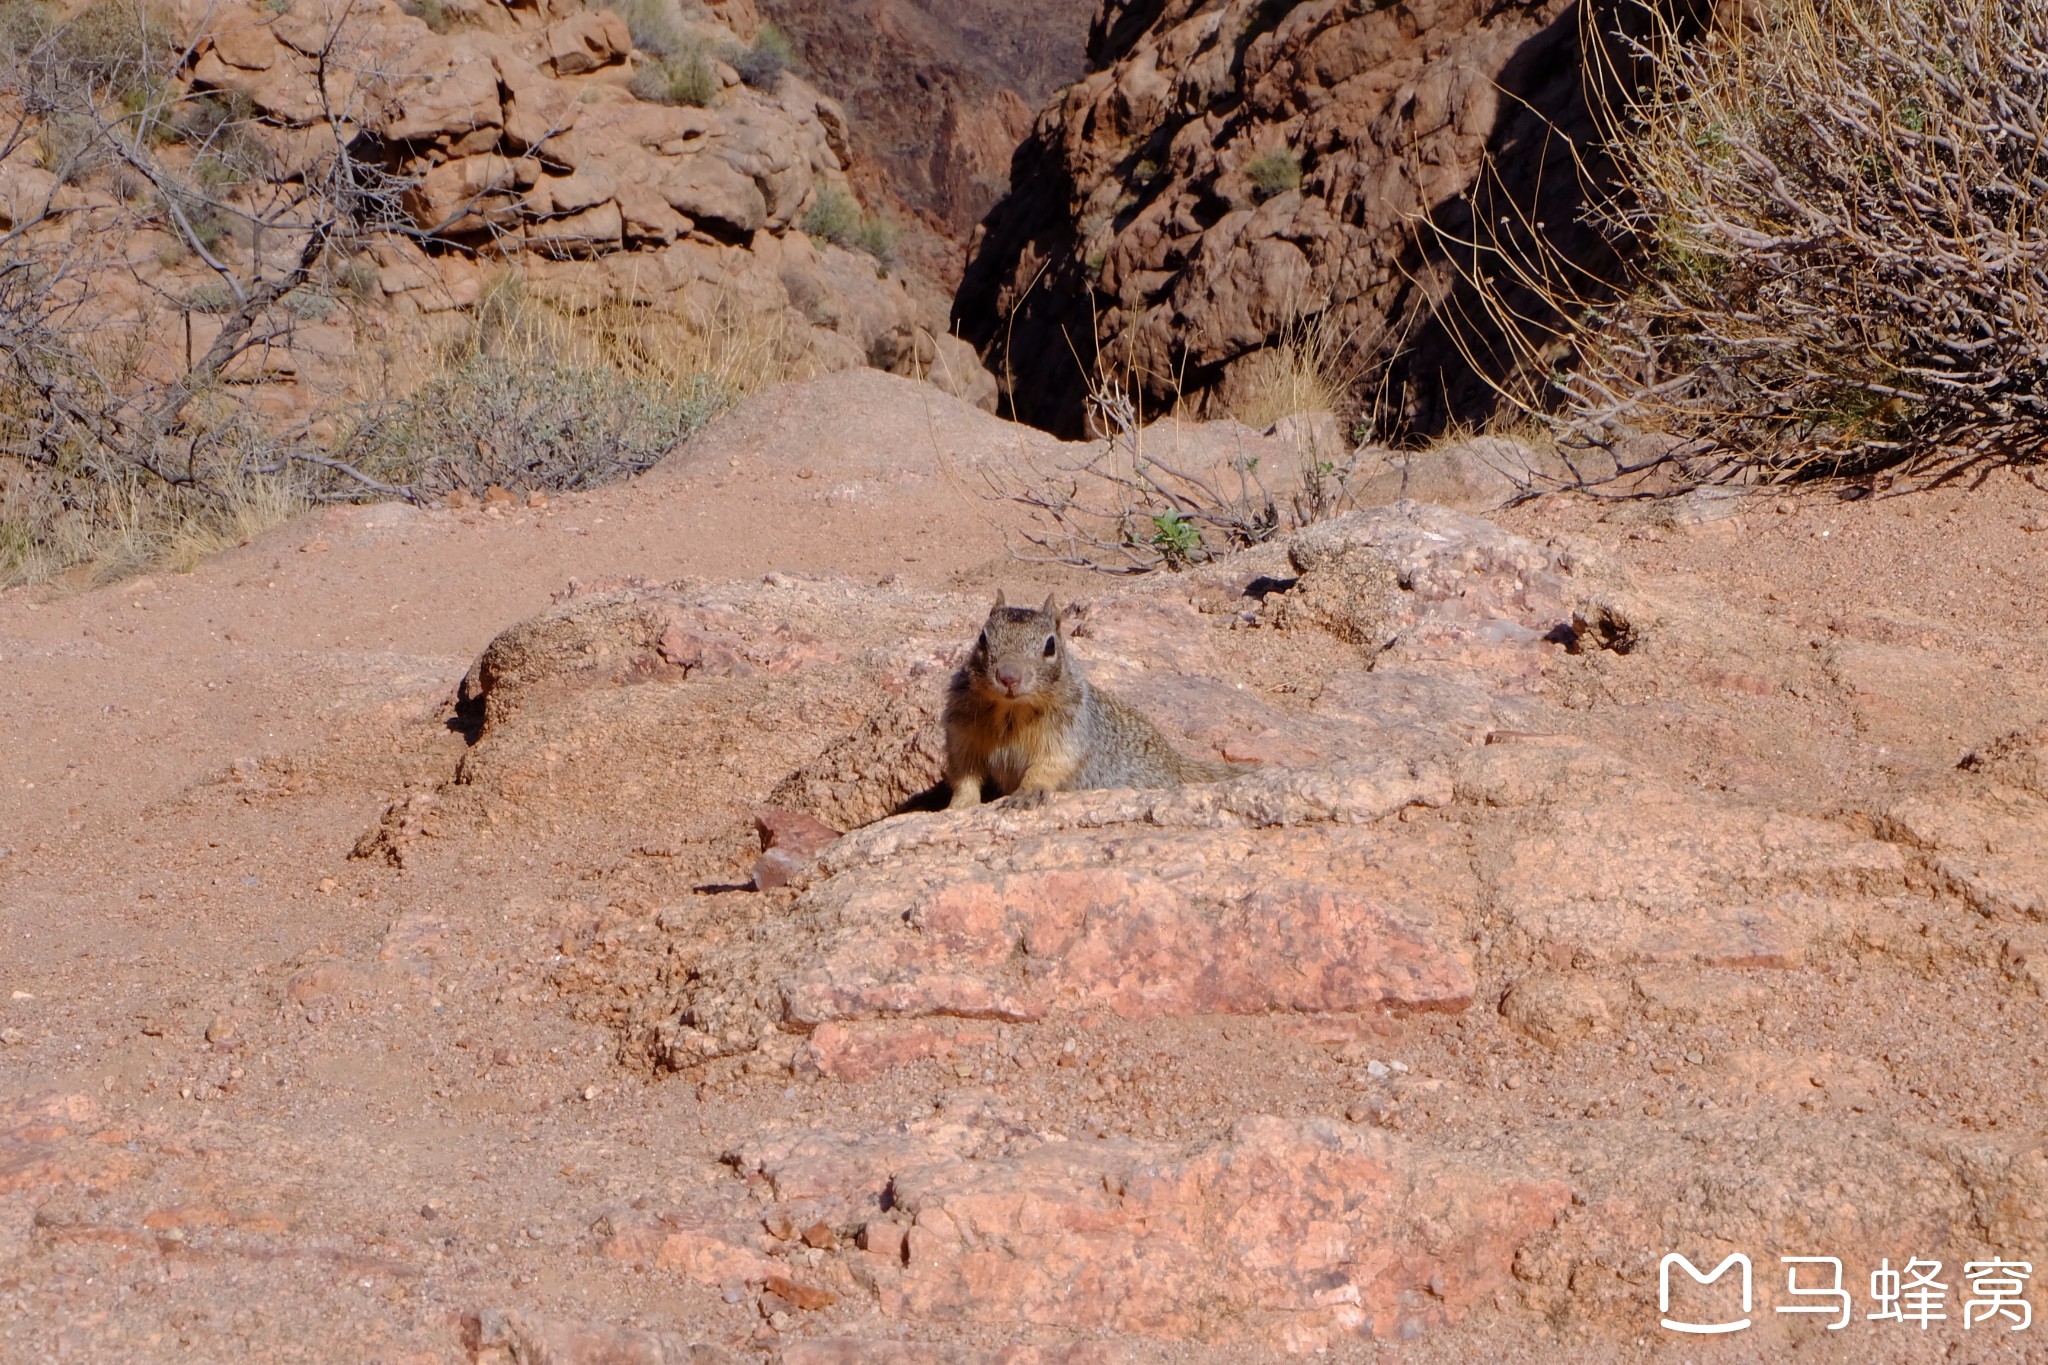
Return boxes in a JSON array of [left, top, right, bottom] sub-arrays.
[[524, 200, 625, 258], [546, 10, 632, 76], [207, 7, 277, 70], [1353, 436, 1585, 512], [661, 154, 768, 236], [494, 52, 579, 156], [371, 41, 502, 143], [400, 154, 530, 235]]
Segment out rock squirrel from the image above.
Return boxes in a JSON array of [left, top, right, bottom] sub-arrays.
[[943, 592, 1238, 809]]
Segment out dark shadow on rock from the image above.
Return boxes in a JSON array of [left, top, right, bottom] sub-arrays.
[[1377, 0, 1710, 441], [446, 692, 487, 744], [893, 782, 954, 815]]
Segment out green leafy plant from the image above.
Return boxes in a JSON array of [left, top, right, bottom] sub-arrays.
[[849, 214, 898, 268], [183, 281, 236, 313], [1149, 510, 1201, 564], [281, 287, 334, 321], [801, 185, 858, 241], [803, 185, 896, 265], [1245, 149, 1301, 199]]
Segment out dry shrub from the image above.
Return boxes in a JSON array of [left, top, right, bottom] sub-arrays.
[[801, 185, 899, 267], [1244, 149, 1302, 200], [1500, 0, 2048, 482], [0, 452, 311, 587], [0, 0, 423, 586], [989, 374, 1364, 574], [629, 46, 718, 106], [730, 22, 791, 88], [334, 277, 793, 497], [989, 303, 1374, 573], [622, 0, 720, 110], [1226, 310, 1356, 434]]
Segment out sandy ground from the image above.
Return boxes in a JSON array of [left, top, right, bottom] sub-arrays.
[[3, 388, 2047, 1362]]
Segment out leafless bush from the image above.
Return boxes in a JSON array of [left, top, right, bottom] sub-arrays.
[[0, 0, 427, 583], [989, 298, 1374, 573], [987, 375, 1366, 573], [1469, 0, 2048, 484]]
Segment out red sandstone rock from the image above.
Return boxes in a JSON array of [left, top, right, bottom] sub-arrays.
[[793, 1021, 950, 1081], [752, 807, 843, 890], [779, 865, 1472, 1028], [781, 1344, 1120, 1364], [467, 1308, 713, 1365], [0, 1094, 140, 1198], [755, 0, 1094, 247], [737, 1116, 1566, 1350], [595, 1213, 778, 1285], [545, 11, 631, 75]]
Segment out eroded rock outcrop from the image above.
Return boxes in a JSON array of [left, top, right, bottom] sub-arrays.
[[954, 0, 1627, 435], [733, 1113, 1567, 1348], [4, 0, 997, 432], [323, 474, 2048, 1356]]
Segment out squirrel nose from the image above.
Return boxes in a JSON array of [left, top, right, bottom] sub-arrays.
[[994, 667, 1023, 692]]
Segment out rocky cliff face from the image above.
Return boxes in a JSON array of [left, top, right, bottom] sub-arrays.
[[953, 0, 1624, 437], [0, 0, 996, 433], [755, 0, 1096, 282]]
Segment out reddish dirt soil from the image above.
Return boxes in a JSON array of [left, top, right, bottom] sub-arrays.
[[4, 376, 2048, 1362]]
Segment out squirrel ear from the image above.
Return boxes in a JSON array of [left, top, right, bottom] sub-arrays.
[[1041, 593, 1059, 621], [993, 589, 1007, 609]]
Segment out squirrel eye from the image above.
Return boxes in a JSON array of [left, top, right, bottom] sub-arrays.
[[976, 631, 987, 652], [1042, 635, 1057, 658]]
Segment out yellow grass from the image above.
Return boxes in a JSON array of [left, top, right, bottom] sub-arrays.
[[1226, 310, 1356, 434]]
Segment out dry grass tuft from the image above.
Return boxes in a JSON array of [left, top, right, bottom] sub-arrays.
[[1226, 310, 1357, 435], [1, 458, 311, 589]]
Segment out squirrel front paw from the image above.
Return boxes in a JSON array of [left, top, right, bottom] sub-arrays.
[[1004, 788, 1054, 811]]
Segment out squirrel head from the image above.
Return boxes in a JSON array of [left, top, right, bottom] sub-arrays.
[[967, 591, 1067, 701]]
